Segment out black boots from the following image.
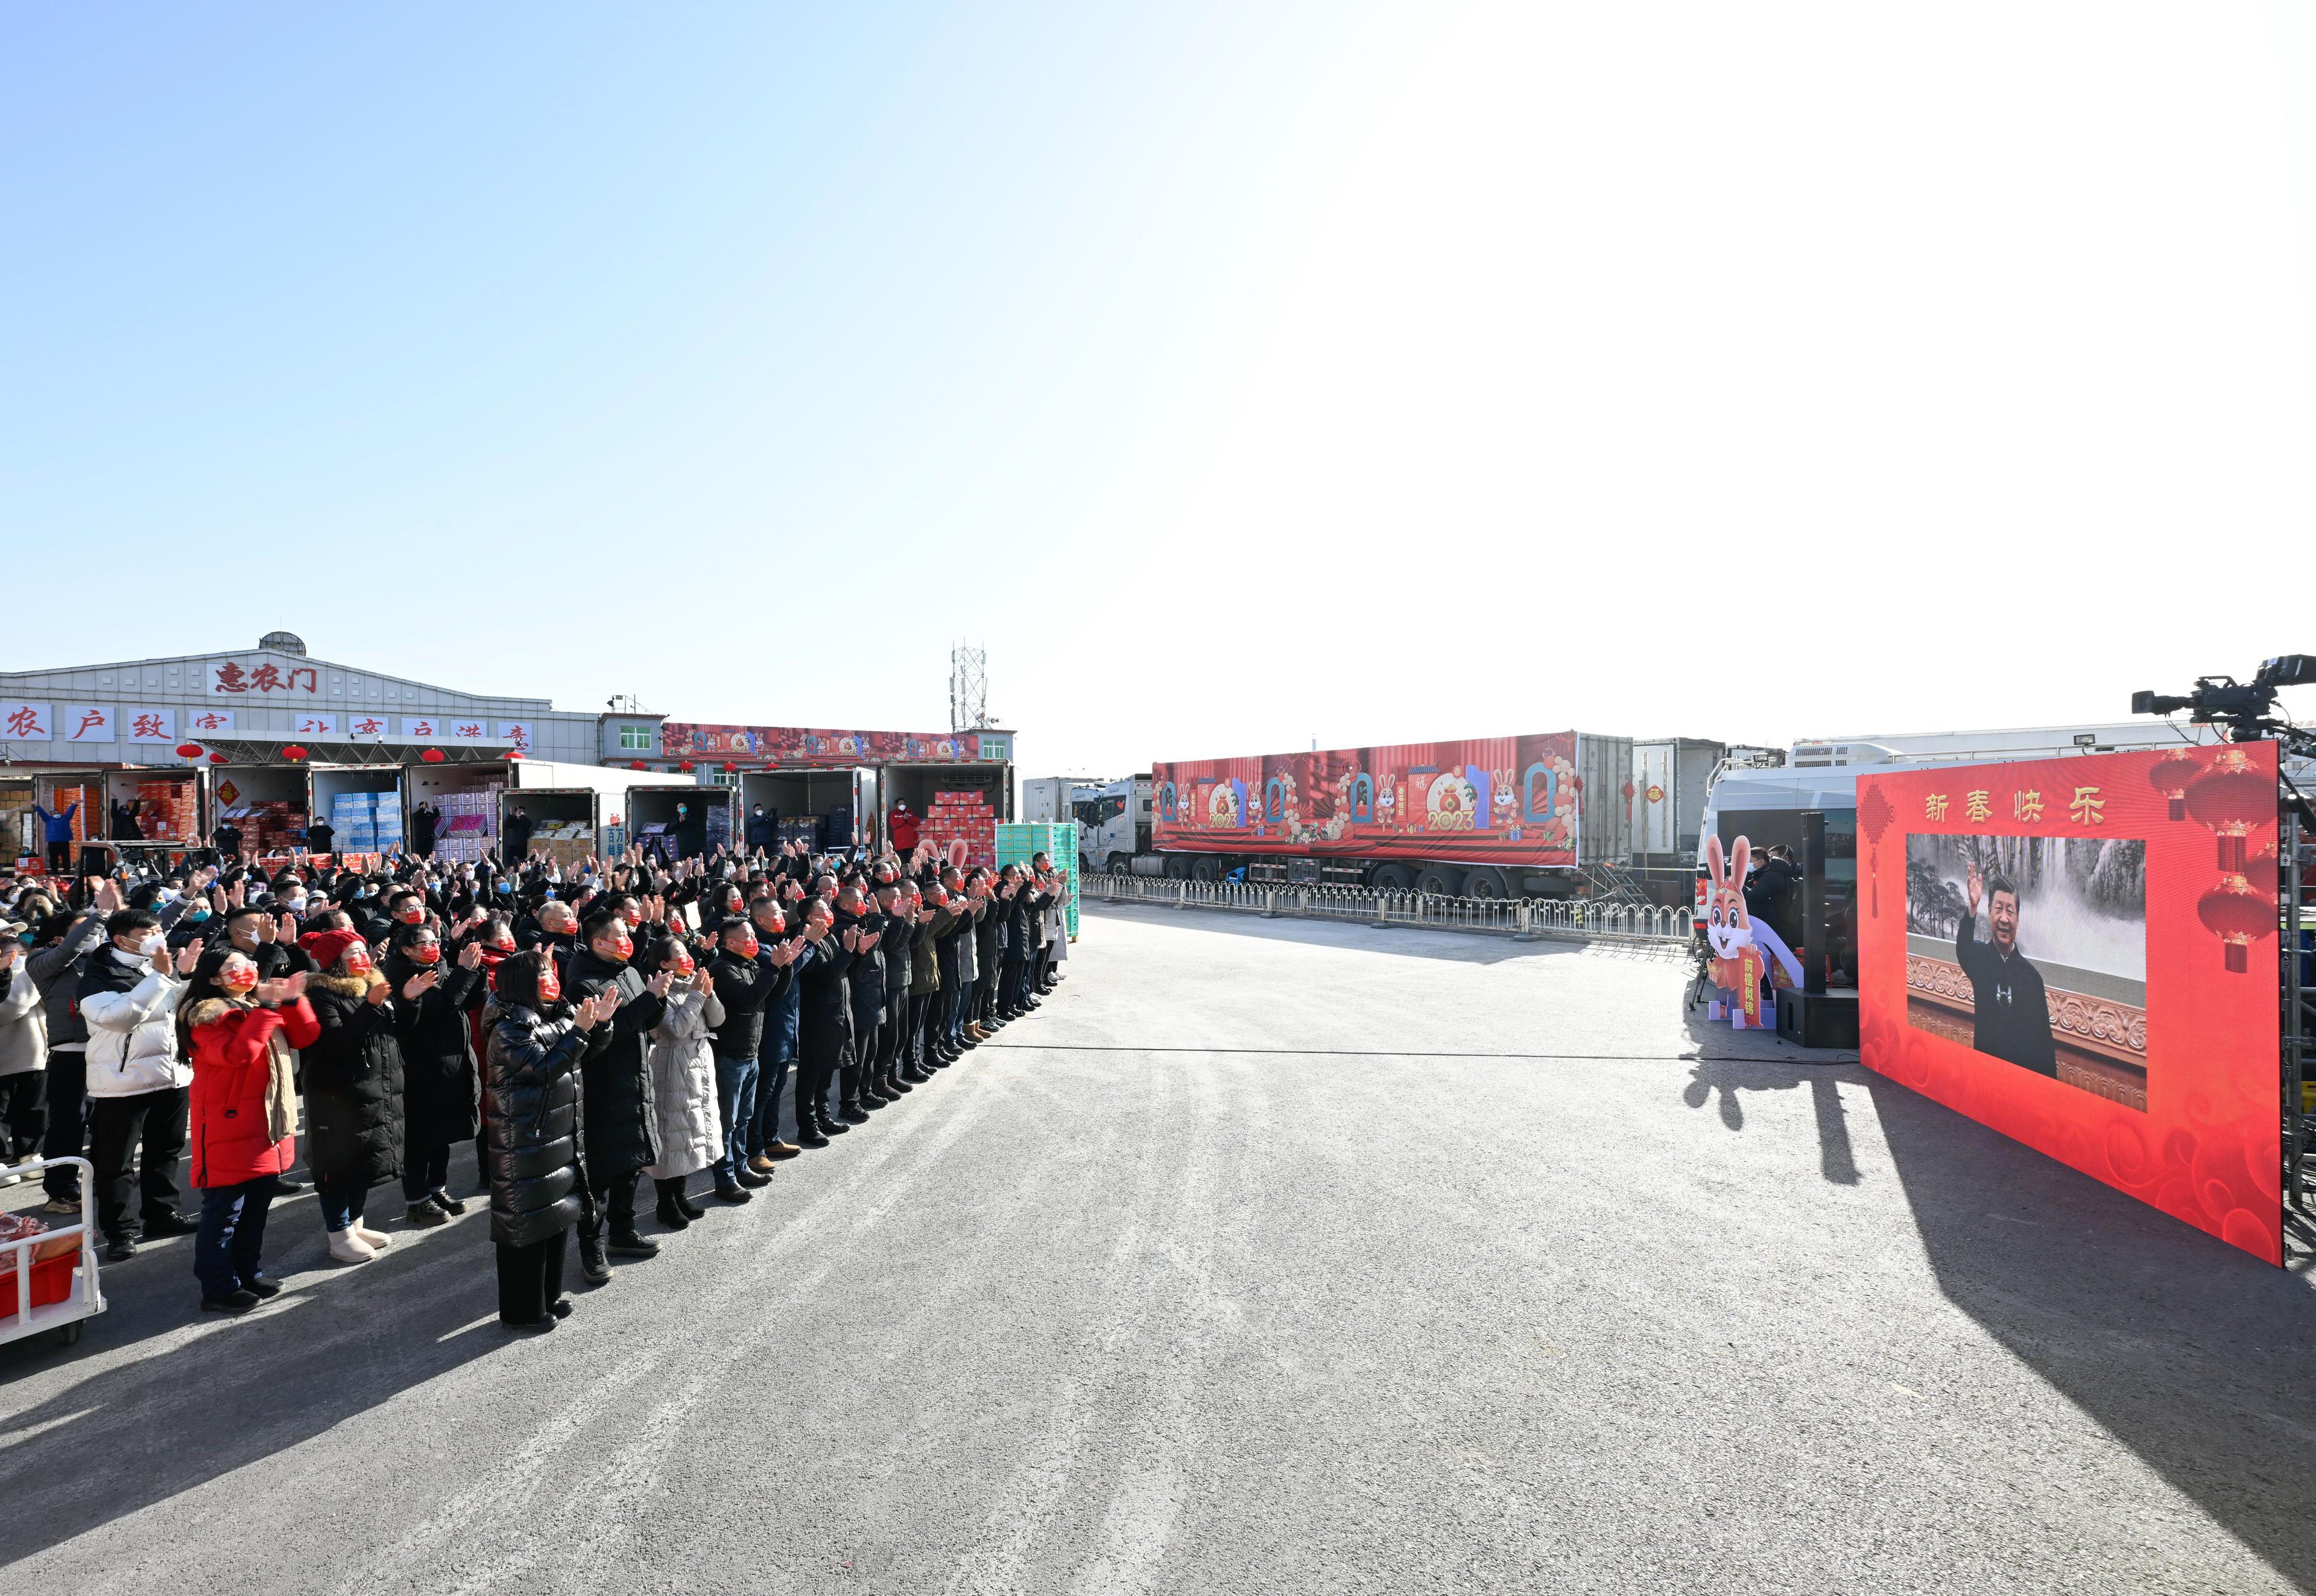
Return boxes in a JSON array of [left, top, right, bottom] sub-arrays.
[[606, 1229, 660, 1259], [577, 1232, 613, 1285]]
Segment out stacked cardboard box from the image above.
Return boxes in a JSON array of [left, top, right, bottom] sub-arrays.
[[330, 792, 405, 855], [431, 788, 501, 864], [219, 799, 305, 855], [134, 779, 200, 843], [996, 822, 1080, 939], [924, 788, 998, 870]]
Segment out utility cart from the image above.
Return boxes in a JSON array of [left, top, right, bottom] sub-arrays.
[[0, 1157, 106, 1350]]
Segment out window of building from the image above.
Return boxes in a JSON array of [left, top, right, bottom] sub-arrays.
[[619, 726, 651, 750]]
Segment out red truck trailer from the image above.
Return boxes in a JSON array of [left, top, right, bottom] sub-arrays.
[[1147, 730, 1633, 898]]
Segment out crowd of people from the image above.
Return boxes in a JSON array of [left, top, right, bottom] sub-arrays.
[[0, 837, 1072, 1330]]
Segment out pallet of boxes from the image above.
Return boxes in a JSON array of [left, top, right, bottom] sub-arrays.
[[923, 789, 998, 872], [212, 779, 304, 857], [432, 788, 501, 865], [331, 791, 404, 861], [996, 821, 1080, 940]]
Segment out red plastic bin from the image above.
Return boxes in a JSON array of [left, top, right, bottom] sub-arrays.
[[0, 1255, 77, 1321]]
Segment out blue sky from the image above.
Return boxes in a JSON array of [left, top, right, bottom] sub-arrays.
[[8, 5, 2316, 774]]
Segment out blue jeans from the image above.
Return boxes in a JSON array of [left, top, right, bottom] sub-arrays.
[[195, 1176, 277, 1299], [713, 1053, 758, 1184], [946, 977, 970, 1045], [754, 1037, 793, 1154], [316, 1173, 366, 1235]]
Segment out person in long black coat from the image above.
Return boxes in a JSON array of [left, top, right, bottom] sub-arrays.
[[565, 911, 672, 1262], [483, 949, 611, 1330], [296, 929, 411, 1264], [792, 898, 856, 1144], [382, 923, 487, 1226]]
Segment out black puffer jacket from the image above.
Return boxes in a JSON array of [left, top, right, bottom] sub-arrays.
[[302, 973, 407, 1189], [882, 910, 915, 1001], [565, 948, 665, 1180], [482, 1004, 585, 1246], [379, 952, 484, 1148], [706, 946, 788, 1060], [796, 934, 856, 1069], [838, 907, 887, 1028]]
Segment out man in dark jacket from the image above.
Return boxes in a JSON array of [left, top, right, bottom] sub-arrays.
[[565, 911, 672, 1265], [1956, 866, 2057, 1076], [832, 886, 887, 1121], [410, 802, 442, 859], [747, 898, 804, 1173], [504, 805, 536, 863], [745, 803, 776, 852], [31, 888, 113, 1211], [706, 917, 797, 1196], [792, 898, 855, 1145], [873, 879, 917, 1099]]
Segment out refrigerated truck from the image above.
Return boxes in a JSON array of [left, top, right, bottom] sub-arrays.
[[1041, 776, 1150, 875], [626, 782, 730, 861], [1139, 731, 1634, 898], [1630, 738, 1724, 866]]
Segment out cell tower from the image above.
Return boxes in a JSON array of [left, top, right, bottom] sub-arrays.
[[950, 642, 990, 731]]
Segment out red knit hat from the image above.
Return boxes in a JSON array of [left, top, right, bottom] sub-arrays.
[[298, 929, 367, 971]]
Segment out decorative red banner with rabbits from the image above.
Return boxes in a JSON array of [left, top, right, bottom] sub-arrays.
[[1856, 743, 2282, 1263], [1151, 733, 1580, 866]]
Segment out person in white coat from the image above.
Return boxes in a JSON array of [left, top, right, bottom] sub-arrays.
[[78, 908, 204, 1260], [0, 926, 47, 1177], [643, 938, 726, 1232]]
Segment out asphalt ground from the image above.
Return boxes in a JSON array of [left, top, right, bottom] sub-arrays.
[[2, 902, 2312, 1594]]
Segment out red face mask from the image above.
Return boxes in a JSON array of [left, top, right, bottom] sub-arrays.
[[669, 954, 695, 978], [608, 930, 633, 960], [409, 944, 441, 965], [220, 961, 258, 995], [396, 907, 424, 925], [489, 937, 515, 954], [623, 908, 642, 928], [344, 948, 373, 976], [536, 963, 562, 1002], [734, 934, 759, 959]]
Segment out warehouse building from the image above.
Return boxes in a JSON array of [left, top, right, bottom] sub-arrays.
[[0, 632, 666, 866]]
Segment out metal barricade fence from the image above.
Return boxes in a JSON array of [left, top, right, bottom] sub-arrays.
[[1081, 873, 1691, 948]]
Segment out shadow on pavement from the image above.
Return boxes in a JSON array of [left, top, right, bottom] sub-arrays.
[[0, 1200, 505, 1565], [1862, 1071, 2316, 1588], [1682, 1057, 1863, 1184], [1083, 900, 1606, 967]]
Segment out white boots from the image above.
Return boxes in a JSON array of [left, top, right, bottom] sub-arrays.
[[353, 1223, 391, 1250], [327, 1228, 376, 1264]]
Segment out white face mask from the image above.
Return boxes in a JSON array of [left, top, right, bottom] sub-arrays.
[[136, 933, 166, 958]]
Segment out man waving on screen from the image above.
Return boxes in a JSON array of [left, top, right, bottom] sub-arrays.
[[1957, 863, 2057, 1077]]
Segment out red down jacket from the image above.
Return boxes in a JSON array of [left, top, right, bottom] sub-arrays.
[[187, 996, 321, 1188]]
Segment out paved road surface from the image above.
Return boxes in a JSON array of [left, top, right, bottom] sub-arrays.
[[4, 904, 2312, 1594]]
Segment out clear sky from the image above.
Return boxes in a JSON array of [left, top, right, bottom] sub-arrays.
[[7, 4, 2314, 777]]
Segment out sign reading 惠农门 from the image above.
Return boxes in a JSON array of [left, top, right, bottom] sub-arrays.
[[210, 659, 321, 695]]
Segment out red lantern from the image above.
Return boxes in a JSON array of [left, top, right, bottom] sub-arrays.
[[175, 743, 204, 759], [207, 752, 227, 765], [2197, 873, 2274, 973], [630, 759, 648, 771], [280, 744, 309, 762], [2184, 747, 2273, 873], [507, 750, 525, 761], [2147, 750, 2201, 822], [679, 760, 695, 773], [721, 761, 739, 774], [420, 748, 446, 764]]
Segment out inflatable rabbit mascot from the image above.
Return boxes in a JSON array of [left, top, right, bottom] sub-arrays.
[[1703, 835, 1770, 1028]]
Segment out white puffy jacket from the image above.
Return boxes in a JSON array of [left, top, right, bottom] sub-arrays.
[[643, 985, 725, 1181], [83, 970, 192, 1097]]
